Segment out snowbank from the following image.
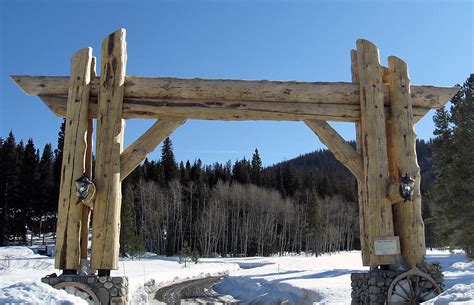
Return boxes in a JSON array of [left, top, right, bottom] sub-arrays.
[[452, 261, 474, 272], [0, 246, 36, 259], [215, 274, 322, 304], [423, 284, 474, 304], [0, 281, 87, 305], [423, 254, 474, 305]]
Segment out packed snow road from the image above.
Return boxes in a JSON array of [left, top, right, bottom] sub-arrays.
[[154, 275, 232, 304]]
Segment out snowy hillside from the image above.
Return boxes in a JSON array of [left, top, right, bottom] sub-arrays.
[[0, 247, 472, 304]]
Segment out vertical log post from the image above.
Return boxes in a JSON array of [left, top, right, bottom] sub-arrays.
[[55, 48, 93, 271], [356, 40, 396, 266], [91, 29, 127, 271], [351, 49, 370, 266], [80, 58, 96, 267], [386, 56, 426, 267]]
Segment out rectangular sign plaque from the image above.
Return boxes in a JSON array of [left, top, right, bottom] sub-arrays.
[[374, 236, 400, 256]]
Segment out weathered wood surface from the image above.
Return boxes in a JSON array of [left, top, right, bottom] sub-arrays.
[[90, 29, 127, 270], [305, 120, 363, 181], [55, 48, 92, 270], [37, 94, 433, 122], [38, 95, 361, 121], [80, 57, 96, 262], [386, 56, 426, 268], [120, 119, 185, 180], [356, 39, 396, 266], [11, 75, 457, 121], [80, 119, 93, 261], [351, 49, 370, 266]]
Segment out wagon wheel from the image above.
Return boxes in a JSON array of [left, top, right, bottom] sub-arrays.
[[387, 267, 442, 305], [54, 282, 101, 305]]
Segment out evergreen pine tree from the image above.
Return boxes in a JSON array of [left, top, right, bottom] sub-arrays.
[[4, 133, 21, 227], [179, 161, 187, 184], [53, 119, 65, 219], [0, 138, 5, 245], [18, 139, 38, 243], [433, 74, 474, 258], [305, 187, 323, 254], [120, 184, 138, 256], [0, 133, 21, 245], [160, 137, 178, 184], [179, 241, 192, 267], [232, 158, 251, 184], [251, 149, 263, 185], [37, 144, 55, 215]]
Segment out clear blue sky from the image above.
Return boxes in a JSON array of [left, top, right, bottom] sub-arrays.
[[1, 0, 472, 166]]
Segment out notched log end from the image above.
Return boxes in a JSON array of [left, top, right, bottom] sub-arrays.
[[446, 85, 462, 100], [10, 75, 35, 95], [39, 95, 67, 117], [387, 55, 404, 64], [103, 28, 126, 55], [73, 47, 93, 59], [356, 39, 378, 52], [411, 85, 461, 109]]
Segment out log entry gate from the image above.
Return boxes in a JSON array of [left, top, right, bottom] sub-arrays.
[[12, 29, 458, 272]]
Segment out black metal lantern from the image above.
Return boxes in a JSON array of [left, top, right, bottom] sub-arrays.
[[399, 173, 415, 202], [75, 175, 95, 205]]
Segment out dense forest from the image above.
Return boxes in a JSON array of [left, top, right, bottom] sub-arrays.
[[0, 74, 472, 259]]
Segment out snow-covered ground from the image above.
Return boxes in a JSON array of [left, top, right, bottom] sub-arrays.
[[0, 247, 234, 304], [214, 252, 366, 304], [0, 246, 472, 304], [213, 250, 474, 305], [424, 251, 474, 305]]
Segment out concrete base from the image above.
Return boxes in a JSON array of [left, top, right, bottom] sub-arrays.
[[350, 262, 444, 305], [41, 274, 128, 305]]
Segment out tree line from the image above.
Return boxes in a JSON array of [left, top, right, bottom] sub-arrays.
[[0, 121, 65, 245], [120, 140, 358, 258], [0, 74, 472, 260]]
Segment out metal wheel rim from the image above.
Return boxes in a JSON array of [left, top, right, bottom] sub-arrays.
[[53, 281, 101, 304], [387, 267, 442, 305]]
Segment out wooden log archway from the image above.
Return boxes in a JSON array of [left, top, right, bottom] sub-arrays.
[[11, 28, 458, 271]]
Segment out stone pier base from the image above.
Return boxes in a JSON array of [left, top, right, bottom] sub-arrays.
[[41, 274, 128, 305], [351, 269, 403, 304], [350, 262, 444, 305]]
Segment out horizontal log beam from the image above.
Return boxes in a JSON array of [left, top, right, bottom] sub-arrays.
[[305, 120, 363, 180], [11, 75, 458, 110], [39, 94, 430, 122]]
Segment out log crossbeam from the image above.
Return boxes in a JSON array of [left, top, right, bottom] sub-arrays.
[[37, 94, 434, 123], [11, 76, 458, 123]]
